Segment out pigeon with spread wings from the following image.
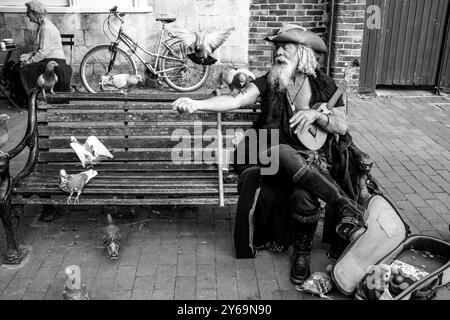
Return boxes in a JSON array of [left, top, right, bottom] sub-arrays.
[[172, 27, 234, 65], [70, 136, 114, 168]]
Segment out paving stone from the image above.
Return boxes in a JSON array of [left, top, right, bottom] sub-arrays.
[[177, 253, 197, 277], [174, 276, 196, 300], [154, 264, 176, 290], [236, 268, 260, 300], [405, 194, 429, 208], [113, 265, 137, 292], [196, 264, 216, 290], [90, 277, 114, 300], [196, 289, 217, 300], [27, 266, 59, 293], [217, 277, 239, 300], [131, 276, 155, 300], [0, 278, 32, 300]]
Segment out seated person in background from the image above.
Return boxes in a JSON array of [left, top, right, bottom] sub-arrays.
[[11, 0, 72, 106]]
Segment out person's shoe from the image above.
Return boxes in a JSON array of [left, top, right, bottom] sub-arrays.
[[290, 251, 311, 284], [38, 205, 60, 222]]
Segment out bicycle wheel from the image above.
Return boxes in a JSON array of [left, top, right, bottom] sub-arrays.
[[159, 38, 210, 92], [80, 44, 137, 93]]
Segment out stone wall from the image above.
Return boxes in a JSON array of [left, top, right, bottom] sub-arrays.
[[0, 0, 250, 87]]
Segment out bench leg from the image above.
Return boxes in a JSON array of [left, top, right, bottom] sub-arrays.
[[0, 198, 27, 265]]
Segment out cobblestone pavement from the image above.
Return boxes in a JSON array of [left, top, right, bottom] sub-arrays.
[[0, 92, 449, 300]]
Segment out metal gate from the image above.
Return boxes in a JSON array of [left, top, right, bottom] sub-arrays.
[[360, 0, 450, 93]]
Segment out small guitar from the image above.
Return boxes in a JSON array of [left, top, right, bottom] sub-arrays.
[[295, 59, 359, 151]]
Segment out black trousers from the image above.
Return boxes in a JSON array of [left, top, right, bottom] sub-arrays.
[[12, 58, 72, 101]]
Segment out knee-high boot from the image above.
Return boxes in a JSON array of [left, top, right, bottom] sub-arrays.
[[294, 165, 367, 241], [290, 218, 318, 285]]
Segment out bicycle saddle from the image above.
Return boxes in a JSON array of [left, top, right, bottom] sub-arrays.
[[156, 17, 176, 23]]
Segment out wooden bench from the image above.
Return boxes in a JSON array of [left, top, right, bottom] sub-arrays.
[[0, 89, 259, 265], [60, 33, 74, 65]]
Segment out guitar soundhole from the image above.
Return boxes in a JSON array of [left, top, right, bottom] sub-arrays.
[[308, 126, 317, 137]]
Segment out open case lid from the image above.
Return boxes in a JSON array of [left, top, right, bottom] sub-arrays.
[[332, 195, 410, 296]]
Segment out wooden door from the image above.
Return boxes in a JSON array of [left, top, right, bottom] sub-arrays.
[[360, 0, 450, 92]]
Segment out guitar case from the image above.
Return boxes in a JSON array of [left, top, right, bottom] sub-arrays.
[[332, 195, 450, 300]]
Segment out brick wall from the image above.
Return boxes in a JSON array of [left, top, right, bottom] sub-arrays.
[[248, 0, 367, 91], [330, 0, 366, 90], [248, 0, 329, 77]]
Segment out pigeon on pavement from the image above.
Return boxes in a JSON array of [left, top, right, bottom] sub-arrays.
[[0, 114, 11, 155], [99, 74, 143, 95]]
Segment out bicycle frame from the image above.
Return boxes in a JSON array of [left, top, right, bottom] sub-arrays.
[[108, 16, 187, 78]]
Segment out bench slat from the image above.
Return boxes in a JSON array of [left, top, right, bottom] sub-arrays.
[[33, 162, 219, 172], [37, 149, 234, 162], [38, 124, 252, 137], [38, 136, 241, 149], [38, 111, 259, 122], [11, 197, 238, 206]]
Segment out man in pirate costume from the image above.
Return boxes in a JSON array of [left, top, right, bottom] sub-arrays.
[[172, 24, 369, 284]]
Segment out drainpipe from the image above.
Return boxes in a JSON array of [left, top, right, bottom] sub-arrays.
[[326, 0, 336, 76]]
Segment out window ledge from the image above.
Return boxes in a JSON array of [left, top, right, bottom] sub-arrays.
[[0, 6, 152, 13]]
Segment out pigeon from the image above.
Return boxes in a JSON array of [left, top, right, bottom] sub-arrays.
[[213, 68, 255, 96], [62, 265, 89, 300], [225, 68, 255, 95], [103, 213, 121, 259], [171, 27, 234, 65], [70, 136, 114, 168], [99, 74, 143, 95], [59, 169, 97, 204], [0, 114, 10, 155], [37, 60, 58, 99]]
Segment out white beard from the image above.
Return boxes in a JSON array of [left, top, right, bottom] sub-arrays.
[[267, 57, 297, 91]]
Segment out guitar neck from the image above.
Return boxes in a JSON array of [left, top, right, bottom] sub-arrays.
[[326, 79, 349, 110]]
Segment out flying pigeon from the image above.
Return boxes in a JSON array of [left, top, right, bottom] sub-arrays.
[[37, 60, 58, 99], [99, 74, 143, 95], [171, 27, 234, 65], [59, 169, 97, 204], [62, 265, 89, 300], [103, 213, 121, 259], [70, 136, 114, 168], [0, 114, 10, 155]]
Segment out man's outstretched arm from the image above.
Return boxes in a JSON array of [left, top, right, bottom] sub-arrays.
[[172, 83, 260, 113]]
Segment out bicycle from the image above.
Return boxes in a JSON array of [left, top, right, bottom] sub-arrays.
[[79, 6, 211, 93]]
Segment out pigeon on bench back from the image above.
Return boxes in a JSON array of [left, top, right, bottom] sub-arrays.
[[0, 114, 11, 156], [37, 60, 58, 99], [103, 213, 121, 259], [70, 136, 114, 168], [59, 169, 97, 204], [100, 74, 143, 95], [171, 27, 234, 65], [63, 265, 89, 300]]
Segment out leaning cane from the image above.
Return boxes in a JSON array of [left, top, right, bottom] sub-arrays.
[[217, 112, 225, 207]]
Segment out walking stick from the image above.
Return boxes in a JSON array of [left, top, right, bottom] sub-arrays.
[[217, 112, 225, 207]]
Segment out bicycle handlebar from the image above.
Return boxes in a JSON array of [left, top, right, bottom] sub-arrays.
[[109, 6, 125, 23]]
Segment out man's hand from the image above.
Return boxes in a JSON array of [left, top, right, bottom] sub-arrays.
[[289, 109, 321, 135], [19, 53, 32, 63], [172, 98, 200, 114]]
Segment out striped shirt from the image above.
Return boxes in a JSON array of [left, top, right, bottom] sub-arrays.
[[31, 17, 65, 62]]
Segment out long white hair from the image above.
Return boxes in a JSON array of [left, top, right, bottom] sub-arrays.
[[296, 44, 319, 77]]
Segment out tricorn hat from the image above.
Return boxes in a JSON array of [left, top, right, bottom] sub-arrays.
[[264, 24, 327, 53]]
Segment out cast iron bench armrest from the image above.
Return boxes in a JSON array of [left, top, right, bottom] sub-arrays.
[[8, 89, 39, 186]]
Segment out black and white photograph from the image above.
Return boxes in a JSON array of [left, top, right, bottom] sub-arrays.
[[0, 0, 449, 306]]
